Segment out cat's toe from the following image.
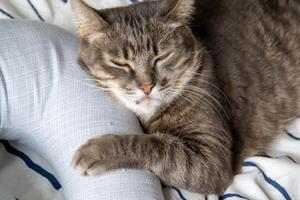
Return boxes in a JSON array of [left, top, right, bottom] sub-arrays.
[[71, 134, 123, 175], [74, 154, 99, 175], [86, 162, 107, 175], [71, 142, 106, 176]]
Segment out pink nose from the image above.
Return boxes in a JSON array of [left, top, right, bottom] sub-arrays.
[[139, 84, 154, 95]]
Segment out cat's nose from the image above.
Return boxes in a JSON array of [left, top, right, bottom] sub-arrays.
[[139, 84, 154, 95]]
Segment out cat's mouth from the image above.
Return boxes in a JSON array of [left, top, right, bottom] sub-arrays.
[[136, 96, 155, 106]]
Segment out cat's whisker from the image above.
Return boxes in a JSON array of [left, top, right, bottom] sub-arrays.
[[175, 94, 212, 121], [181, 90, 219, 112], [166, 85, 224, 118], [182, 87, 222, 109], [190, 48, 206, 55], [183, 87, 229, 120], [195, 78, 232, 106], [185, 85, 222, 102], [165, 89, 216, 119], [83, 82, 136, 96], [83, 83, 137, 97]]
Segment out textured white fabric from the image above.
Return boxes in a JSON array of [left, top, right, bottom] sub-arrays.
[[0, 0, 134, 33], [0, 20, 163, 200], [0, 142, 65, 200]]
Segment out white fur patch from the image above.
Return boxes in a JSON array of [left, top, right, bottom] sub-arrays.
[[112, 87, 162, 121]]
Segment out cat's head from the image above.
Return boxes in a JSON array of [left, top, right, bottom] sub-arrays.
[[72, 0, 204, 119]]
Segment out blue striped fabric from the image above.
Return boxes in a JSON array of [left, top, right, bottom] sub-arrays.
[[0, 1, 297, 199], [129, 0, 139, 3], [243, 161, 291, 200], [1, 139, 292, 199], [1, 0, 138, 21], [0, 140, 62, 190], [171, 187, 188, 200], [257, 154, 298, 164], [219, 193, 249, 200], [285, 130, 300, 140], [0, 8, 14, 19], [171, 157, 295, 200], [26, 0, 45, 21], [172, 187, 250, 200]]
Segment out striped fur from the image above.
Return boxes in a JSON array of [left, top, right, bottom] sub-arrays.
[[71, 0, 300, 194]]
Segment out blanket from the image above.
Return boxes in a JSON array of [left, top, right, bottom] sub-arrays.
[[0, 0, 300, 200]]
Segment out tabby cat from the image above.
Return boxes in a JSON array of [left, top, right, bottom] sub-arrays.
[[71, 0, 300, 194]]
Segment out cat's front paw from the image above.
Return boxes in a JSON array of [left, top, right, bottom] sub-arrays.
[[71, 134, 118, 176]]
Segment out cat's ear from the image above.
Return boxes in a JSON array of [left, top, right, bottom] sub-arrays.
[[71, 0, 107, 42], [161, 0, 194, 26]]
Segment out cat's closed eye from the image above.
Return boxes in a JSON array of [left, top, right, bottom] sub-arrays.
[[154, 52, 172, 66], [110, 60, 132, 72]]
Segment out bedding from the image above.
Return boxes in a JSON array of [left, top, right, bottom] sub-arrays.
[[0, 1, 300, 200]]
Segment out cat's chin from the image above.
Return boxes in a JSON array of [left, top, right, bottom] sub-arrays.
[[112, 91, 161, 120], [129, 98, 161, 120], [136, 96, 155, 106]]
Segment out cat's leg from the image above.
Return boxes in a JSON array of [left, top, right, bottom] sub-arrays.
[[0, 20, 164, 200], [72, 132, 233, 194]]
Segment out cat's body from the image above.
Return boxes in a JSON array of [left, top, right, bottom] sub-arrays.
[[192, 0, 300, 166], [71, 0, 300, 194]]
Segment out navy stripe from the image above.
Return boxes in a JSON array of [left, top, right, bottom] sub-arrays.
[[26, 0, 45, 21], [0, 8, 14, 19], [0, 140, 62, 190], [171, 187, 188, 200], [62, 0, 68, 3], [285, 130, 300, 141], [219, 193, 249, 200], [172, 187, 249, 200], [243, 161, 291, 200], [130, 0, 139, 3], [257, 154, 298, 164]]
